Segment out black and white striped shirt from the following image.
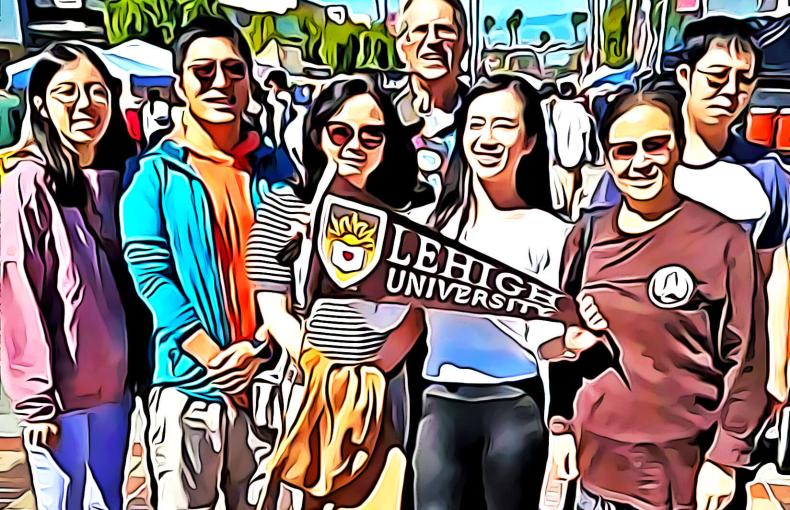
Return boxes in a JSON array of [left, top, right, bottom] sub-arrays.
[[246, 181, 409, 364]]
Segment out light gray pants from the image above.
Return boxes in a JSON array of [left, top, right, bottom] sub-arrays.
[[147, 387, 272, 510]]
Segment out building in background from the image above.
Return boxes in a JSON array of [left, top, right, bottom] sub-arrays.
[[0, 0, 24, 63], [20, 0, 104, 50]]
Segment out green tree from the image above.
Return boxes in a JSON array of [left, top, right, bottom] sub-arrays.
[[484, 15, 495, 35], [102, 0, 400, 75], [571, 11, 588, 43], [539, 30, 550, 46], [483, 15, 495, 49], [357, 23, 398, 70], [103, 0, 225, 45], [104, 0, 149, 45], [602, 0, 632, 67], [506, 9, 523, 47], [178, 0, 221, 27]]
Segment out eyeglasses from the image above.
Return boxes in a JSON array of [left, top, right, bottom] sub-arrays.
[[50, 82, 109, 106], [326, 122, 386, 150], [608, 135, 674, 160], [698, 68, 755, 92], [187, 60, 247, 84]]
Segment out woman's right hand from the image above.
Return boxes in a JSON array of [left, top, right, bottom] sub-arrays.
[[24, 422, 59, 449], [549, 433, 579, 482]]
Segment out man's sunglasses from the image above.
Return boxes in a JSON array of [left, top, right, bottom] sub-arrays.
[[326, 122, 386, 150], [188, 60, 247, 84]]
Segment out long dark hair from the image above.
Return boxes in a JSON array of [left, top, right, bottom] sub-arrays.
[[27, 42, 135, 207], [431, 74, 552, 233], [300, 75, 425, 210]]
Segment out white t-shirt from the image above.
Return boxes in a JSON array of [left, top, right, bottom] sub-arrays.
[[142, 100, 170, 141], [675, 160, 770, 243], [550, 98, 593, 169], [424, 180, 572, 385]]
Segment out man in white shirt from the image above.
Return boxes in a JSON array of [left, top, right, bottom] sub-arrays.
[[141, 89, 171, 148], [394, 0, 469, 219]]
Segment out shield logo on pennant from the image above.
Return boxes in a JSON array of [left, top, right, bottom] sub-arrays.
[[317, 195, 388, 289]]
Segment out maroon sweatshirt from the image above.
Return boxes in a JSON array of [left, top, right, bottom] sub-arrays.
[[1, 160, 128, 422], [552, 200, 769, 509]]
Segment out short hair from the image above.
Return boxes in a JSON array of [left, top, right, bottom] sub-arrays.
[[597, 89, 685, 155], [172, 16, 254, 77], [264, 68, 288, 89], [398, 0, 469, 58], [559, 81, 576, 98], [680, 16, 762, 73]]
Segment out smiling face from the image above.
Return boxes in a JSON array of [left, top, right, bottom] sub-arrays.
[[397, 0, 464, 81], [462, 88, 533, 181], [321, 93, 386, 188], [679, 36, 756, 129], [606, 104, 680, 203], [178, 36, 250, 124], [43, 55, 111, 148]]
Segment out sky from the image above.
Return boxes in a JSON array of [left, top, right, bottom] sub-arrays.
[[314, 0, 590, 20], [313, 0, 590, 44]]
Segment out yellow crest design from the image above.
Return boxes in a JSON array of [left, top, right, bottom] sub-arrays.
[[318, 196, 387, 289]]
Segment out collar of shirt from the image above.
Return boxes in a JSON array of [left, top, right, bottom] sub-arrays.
[[394, 81, 463, 137], [170, 108, 260, 169]]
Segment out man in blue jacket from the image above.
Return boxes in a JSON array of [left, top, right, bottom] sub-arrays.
[[121, 17, 287, 510]]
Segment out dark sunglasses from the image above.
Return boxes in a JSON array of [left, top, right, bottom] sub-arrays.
[[326, 122, 385, 150], [608, 135, 673, 160], [188, 60, 247, 84]]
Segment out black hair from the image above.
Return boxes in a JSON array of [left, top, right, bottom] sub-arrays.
[[264, 68, 288, 90], [26, 42, 136, 207], [399, 0, 469, 59], [148, 89, 161, 101], [300, 76, 423, 210], [173, 16, 263, 132], [679, 16, 762, 73], [597, 89, 685, 155], [431, 73, 552, 232], [173, 16, 254, 78], [558, 81, 577, 99]]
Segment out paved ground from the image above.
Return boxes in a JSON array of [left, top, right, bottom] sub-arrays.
[[0, 438, 32, 510]]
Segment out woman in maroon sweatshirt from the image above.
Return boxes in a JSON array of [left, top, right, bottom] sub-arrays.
[[0, 43, 137, 510], [548, 90, 770, 510]]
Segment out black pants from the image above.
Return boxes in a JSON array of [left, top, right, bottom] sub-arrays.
[[413, 380, 548, 510]]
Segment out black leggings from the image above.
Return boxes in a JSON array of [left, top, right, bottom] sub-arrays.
[[413, 380, 548, 510]]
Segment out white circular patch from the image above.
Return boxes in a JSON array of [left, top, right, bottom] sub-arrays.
[[417, 149, 443, 172], [648, 265, 695, 309]]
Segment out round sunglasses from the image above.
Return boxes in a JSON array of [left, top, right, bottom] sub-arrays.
[[326, 122, 386, 150]]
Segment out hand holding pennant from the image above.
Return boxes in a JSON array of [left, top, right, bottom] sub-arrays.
[[309, 177, 592, 361]]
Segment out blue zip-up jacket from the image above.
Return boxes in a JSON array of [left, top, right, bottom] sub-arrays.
[[120, 139, 293, 399]]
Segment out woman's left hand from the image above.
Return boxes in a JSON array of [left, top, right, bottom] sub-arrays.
[[577, 293, 608, 331], [563, 325, 602, 359]]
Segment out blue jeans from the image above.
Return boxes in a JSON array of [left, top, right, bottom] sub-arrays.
[[24, 397, 132, 510]]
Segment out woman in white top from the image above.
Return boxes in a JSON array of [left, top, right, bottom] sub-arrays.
[[246, 76, 432, 510], [414, 74, 572, 510]]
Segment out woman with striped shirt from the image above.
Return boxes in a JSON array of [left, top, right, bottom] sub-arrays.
[[246, 76, 431, 509]]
